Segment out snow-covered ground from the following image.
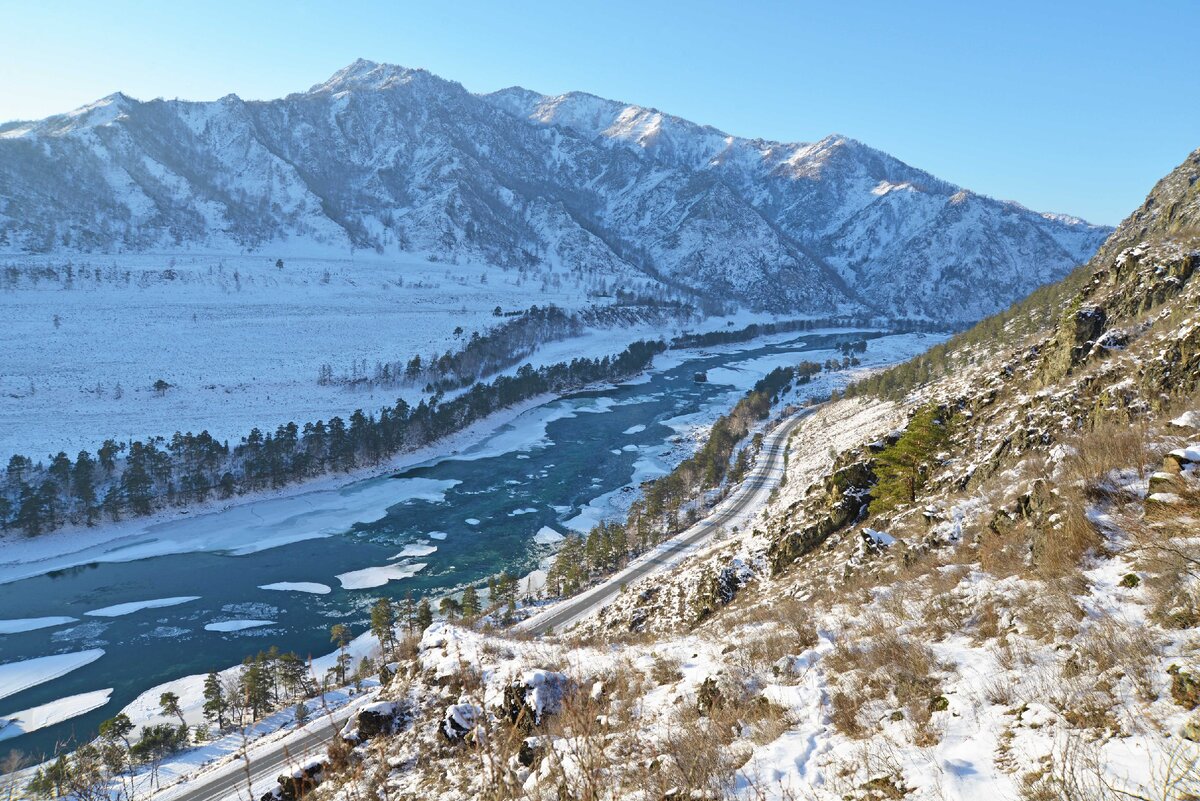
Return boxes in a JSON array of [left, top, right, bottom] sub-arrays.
[[0, 251, 705, 462]]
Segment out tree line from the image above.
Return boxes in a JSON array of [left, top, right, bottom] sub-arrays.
[[844, 262, 1095, 401], [669, 318, 942, 351], [320, 301, 692, 394], [0, 339, 667, 537]]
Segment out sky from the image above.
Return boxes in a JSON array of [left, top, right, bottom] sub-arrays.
[[0, 0, 1196, 225]]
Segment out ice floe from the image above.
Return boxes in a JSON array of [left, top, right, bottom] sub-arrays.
[[0, 688, 113, 742], [258, 582, 332, 595], [391, 544, 438, 558], [85, 596, 200, 617], [0, 616, 76, 635], [204, 620, 275, 633], [0, 649, 105, 701], [533, 526, 565, 545], [336, 562, 428, 590]]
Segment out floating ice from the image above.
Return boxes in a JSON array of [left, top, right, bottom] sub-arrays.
[[258, 582, 332, 595], [0, 616, 76, 635], [204, 620, 275, 632], [533, 526, 565, 545], [336, 562, 428, 590], [85, 596, 200, 617], [0, 649, 105, 701], [391, 544, 438, 558]]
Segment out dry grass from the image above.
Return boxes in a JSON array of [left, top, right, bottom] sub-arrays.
[[1073, 619, 1163, 703], [824, 619, 944, 743], [649, 653, 684, 686]]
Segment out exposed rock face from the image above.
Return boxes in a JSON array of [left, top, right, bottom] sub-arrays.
[[768, 456, 876, 573], [0, 59, 1109, 321]]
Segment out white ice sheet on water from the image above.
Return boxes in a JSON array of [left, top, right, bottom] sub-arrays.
[[0, 649, 105, 701]]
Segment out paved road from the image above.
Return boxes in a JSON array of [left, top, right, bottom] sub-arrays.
[[154, 706, 359, 801], [521, 409, 809, 635]]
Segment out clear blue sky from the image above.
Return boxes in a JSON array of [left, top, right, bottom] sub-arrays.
[[1, 0, 1196, 225]]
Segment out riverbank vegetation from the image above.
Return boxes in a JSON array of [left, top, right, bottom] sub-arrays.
[[321, 300, 692, 394], [0, 339, 666, 538]]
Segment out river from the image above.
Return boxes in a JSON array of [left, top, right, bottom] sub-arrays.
[[0, 329, 930, 760]]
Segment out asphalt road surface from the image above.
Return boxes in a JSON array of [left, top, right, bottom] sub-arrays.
[[154, 706, 357, 801]]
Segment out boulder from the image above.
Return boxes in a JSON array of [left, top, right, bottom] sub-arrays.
[[260, 758, 324, 801], [1148, 471, 1180, 494], [518, 736, 546, 767], [339, 700, 401, 744], [1163, 447, 1200, 474], [1169, 411, 1200, 432], [441, 701, 482, 742], [497, 670, 571, 729]]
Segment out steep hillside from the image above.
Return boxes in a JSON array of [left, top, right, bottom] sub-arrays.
[[254, 148, 1200, 801], [0, 59, 1108, 320]]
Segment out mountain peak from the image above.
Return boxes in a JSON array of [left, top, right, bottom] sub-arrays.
[[309, 58, 429, 94]]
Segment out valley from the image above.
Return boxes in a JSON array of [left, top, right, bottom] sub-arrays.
[[0, 18, 1189, 797], [0, 327, 940, 763]]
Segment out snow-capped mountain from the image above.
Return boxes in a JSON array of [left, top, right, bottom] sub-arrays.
[[0, 59, 1110, 320]]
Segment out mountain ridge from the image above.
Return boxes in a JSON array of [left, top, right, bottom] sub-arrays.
[[0, 58, 1110, 321]]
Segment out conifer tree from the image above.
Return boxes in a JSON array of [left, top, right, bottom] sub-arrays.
[[369, 596, 396, 655], [415, 597, 433, 632], [461, 585, 480, 618], [871, 405, 955, 513]]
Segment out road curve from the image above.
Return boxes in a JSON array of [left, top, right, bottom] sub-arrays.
[[521, 409, 810, 635]]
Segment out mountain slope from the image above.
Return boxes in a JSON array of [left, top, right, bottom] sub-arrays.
[[484, 86, 1111, 319], [0, 59, 1109, 320]]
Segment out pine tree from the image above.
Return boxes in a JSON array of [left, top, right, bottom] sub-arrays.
[[438, 596, 461, 620], [369, 597, 396, 656], [159, 691, 185, 728], [871, 405, 955, 513], [461, 585, 480, 618], [202, 671, 227, 730], [401, 591, 416, 636], [73, 450, 97, 524], [240, 657, 271, 719], [329, 624, 351, 682], [415, 597, 433, 632], [16, 483, 41, 535]]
